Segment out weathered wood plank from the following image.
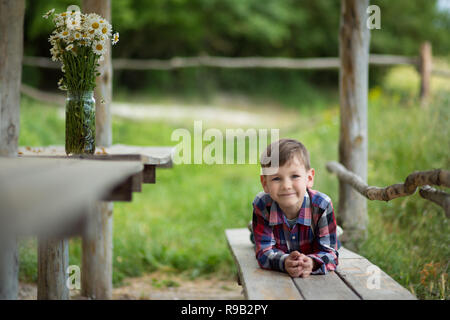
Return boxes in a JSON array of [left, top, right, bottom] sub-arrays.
[[0, 0, 25, 157], [293, 272, 360, 300], [18, 145, 174, 166], [225, 228, 303, 300], [0, 235, 19, 299], [338, 246, 365, 259], [0, 157, 142, 235], [143, 164, 156, 183], [335, 258, 417, 300], [37, 238, 69, 300], [131, 171, 143, 192], [82, 202, 113, 300], [101, 176, 133, 201]]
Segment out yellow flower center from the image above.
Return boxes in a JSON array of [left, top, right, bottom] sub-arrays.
[[96, 44, 103, 51], [89, 29, 95, 34], [92, 22, 99, 29], [102, 27, 107, 34], [62, 31, 68, 36]]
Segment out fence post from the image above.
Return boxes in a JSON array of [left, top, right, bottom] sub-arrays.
[[37, 238, 69, 300], [0, 0, 25, 300], [419, 41, 432, 107], [338, 0, 370, 250], [81, 0, 113, 300]]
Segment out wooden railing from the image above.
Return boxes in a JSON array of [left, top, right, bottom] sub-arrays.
[[326, 161, 450, 218], [22, 54, 419, 71]]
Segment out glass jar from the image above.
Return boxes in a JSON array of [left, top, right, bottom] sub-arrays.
[[65, 90, 96, 155]]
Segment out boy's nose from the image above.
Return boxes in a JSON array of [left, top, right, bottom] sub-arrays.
[[281, 180, 292, 190]]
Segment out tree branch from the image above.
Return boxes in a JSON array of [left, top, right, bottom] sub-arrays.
[[326, 161, 450, 215]]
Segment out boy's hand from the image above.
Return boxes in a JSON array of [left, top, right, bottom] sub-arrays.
[[285, 251, 303, 278], [298, 254, 314, 278]]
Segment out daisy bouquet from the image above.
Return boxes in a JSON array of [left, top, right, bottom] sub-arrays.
[[43, 8, 119, 155], [43, 8, 119, 91]]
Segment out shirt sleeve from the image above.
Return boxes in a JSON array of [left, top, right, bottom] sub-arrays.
[[307, 201, 339, 275], [252, 202, 289, 272]]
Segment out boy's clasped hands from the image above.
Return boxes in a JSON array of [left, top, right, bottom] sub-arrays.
[[284, 251, 315, 278]]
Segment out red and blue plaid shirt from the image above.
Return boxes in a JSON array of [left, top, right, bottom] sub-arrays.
[[252, 188, 339, 275]]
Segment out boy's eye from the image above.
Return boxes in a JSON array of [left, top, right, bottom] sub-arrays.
[[271, 177, 280, 181], [292, 175, 300, 178]]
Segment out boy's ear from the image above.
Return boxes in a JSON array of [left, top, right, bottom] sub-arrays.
[[260, 175, 269, 193], [307, 168, 315, 189]]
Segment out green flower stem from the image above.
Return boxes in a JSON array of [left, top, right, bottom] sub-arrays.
[[65, 90, 96, 155]]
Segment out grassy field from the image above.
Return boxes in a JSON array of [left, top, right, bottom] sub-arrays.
[[17, 65, 449, 299]]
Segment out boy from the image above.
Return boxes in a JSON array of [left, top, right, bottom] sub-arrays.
[[252, 138, 339, 278]]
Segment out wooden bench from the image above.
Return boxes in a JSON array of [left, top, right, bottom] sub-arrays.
[[225, 228, 416, 300]]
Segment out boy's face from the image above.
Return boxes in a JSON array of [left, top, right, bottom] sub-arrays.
[[260, 156, 315, 218]]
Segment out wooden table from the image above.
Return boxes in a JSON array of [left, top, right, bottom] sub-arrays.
[[225, 228, 417, 300], [0, 144, 174, 299]]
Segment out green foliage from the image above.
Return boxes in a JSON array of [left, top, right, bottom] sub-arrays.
[[24, 0, 450, 95]]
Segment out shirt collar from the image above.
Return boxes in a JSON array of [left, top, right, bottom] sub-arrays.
[[268, 189, 312, 226]]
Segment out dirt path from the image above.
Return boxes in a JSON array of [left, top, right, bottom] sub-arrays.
[[18, 271, 244, 300]]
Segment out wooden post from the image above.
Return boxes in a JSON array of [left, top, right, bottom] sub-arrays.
[[419, 41, 432, 107], [0, 0, 25, 300], [37, 238, 69, 300], [81, 1, 113, 299], [0, 0, 24, 157], [338, 0, 370, 250], [0, 235, 19, 300], [82, 0, 113, 147], [81, 202, 113, 299]]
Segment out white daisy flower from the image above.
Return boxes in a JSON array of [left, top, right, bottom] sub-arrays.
[[59, 29, 70, 39], [87, 16, 102, 35], [99, 23, 112, 37], [65, 44, 74, 51], [43, 8, 55, 19], [74, 32, 82, 40], [92, 41, 106, 55], [112, 32, 119, 45]]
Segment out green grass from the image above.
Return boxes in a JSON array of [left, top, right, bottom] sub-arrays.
[[17, 66, 449, 299]]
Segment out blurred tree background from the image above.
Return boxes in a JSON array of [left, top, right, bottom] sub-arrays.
[[22, 0, 450, 104]]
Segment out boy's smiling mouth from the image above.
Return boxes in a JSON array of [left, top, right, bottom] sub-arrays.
[[279, 193, 296, 197]]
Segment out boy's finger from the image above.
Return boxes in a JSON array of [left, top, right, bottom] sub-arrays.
[[301, 271, 311, 278], [286, 260, 299, 268]]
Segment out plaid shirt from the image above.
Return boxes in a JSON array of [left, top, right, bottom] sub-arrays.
[[252, 188, 339, 275]]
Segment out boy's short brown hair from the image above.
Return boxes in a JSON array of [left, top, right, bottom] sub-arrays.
[[260, 138, 311, 171]]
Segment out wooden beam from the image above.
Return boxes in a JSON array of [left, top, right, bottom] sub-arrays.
[[0, 0, 24, 157], [81, 0, 113, 300], [143, 164, 156, 183], [37, 238, 69, 300], [81, 202, 113, 300], [419, 42, 432, 107], [0, 235, 19, 300], [0, 0, 25, 300], [101, 176, 133, 202], [338, 0, 370, 250]]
